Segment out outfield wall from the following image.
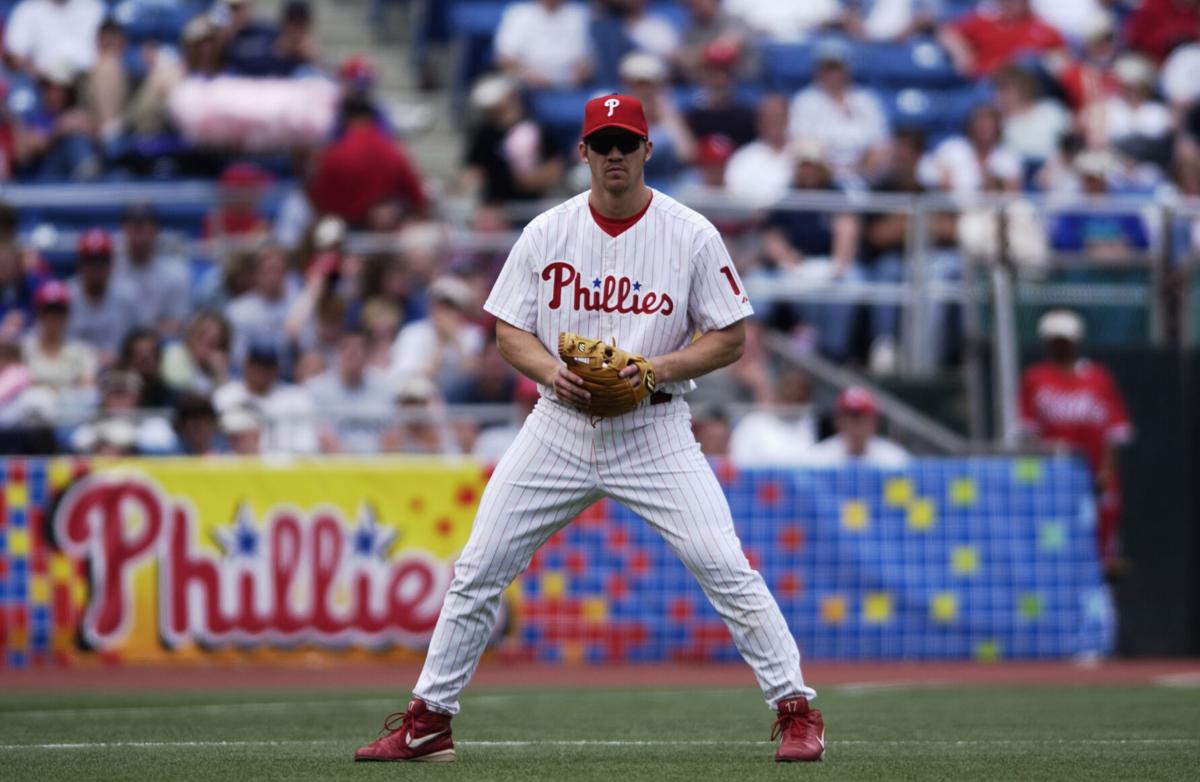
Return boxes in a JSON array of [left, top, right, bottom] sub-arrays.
[[0, 456, 1110, 668]]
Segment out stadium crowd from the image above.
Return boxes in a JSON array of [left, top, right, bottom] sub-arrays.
[[0, 0, 1190, 463]]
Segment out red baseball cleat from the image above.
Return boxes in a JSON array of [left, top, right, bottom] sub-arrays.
[[771, 695, 825, 762], [354, 697, 456, 762]]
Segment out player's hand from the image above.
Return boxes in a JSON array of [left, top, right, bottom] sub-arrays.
[[547, 364, 590, 408], [618, 363, 651, 387]]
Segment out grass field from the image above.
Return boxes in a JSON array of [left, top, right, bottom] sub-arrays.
[[2, 684, 1198, 781]]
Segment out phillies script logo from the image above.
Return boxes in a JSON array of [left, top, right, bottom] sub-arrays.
[[54, 475, 452, 651], [543, 261, 674, 315], [1033, 388, 1109, 426]]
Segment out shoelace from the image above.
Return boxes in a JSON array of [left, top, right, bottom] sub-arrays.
[[381, 711, 413, 738], [770, 710, 817, 742]]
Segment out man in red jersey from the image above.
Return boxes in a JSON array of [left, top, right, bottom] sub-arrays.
[[939, 0, 1067, 77], [1019, 309, 1132, 573]]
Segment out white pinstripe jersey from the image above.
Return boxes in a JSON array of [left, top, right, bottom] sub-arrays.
[[484, 189, 753, 399]]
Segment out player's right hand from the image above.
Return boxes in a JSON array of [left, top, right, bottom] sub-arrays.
[[547, 364, 591, 409]]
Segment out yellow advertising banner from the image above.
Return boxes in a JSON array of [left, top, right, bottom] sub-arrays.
[[51, 458, 487, 663]]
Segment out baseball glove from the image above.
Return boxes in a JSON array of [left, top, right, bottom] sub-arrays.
[[558, 332, 657, 418]]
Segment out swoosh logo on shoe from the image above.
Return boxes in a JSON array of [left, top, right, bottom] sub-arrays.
[[406, 731, 445, 749], [817, 730, 825, 749]]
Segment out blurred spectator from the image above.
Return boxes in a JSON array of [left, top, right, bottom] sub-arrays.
[[446, 336, 516, 405], [22, 61, 101, 180], [305, 328, 391, 454], [21, 279, 97, 392], [220, 405, 263, 455], [81, 417, 137, 456], [799, 386, 910, 467], [845, 0, 943, 41], [87, 19, 130, 145], [680, 134, 735, 193], [162, 312, 233, 396], [446, 202, 513, 283], [619, 52, 696, 188], [919, 104, 1022, 193], [728, 365, 818, 466], [471, 375, 539, 462], [3, 0, 104, 77], [0, 230, 46, 339], [1049, 151, 1150, 261], [68, 229, 142, 362], [787, 38, 890, 181], [1029, 0, 1110, 44], [1124, 0, 1200, 63], [757, 139, 862, 361], [689, 317, 773, 407], [725, 94, 794, 208], [114, 204, 192, 337], [1161, 41, 1200, 109], [308, 95, 430, 228], [864, 128, 962, 370], [118, 328, 172, 409], [1021, 310, 1131, 568], [206, 163, 271, 239], [994, 65, 1071, 165], [692, 405, 732, 458], [0, 337, 32, 421], [495, 0, 592, 89], [675, 0, 757, 82], [220, 0, 279, 77], [463, 75, 565, 202], [723, 0, 841, 41], [268, 1, 318, 77], [173, 393, 219, 456], [1084, 55, 1173, 166], [379, 375, 461, 455], [684, 41, 756, 148], [938, 0, 1067, 78], [225, 243, 300, 369], [213, 342, 318, 454], [69, 369, 176, 454], [1055, 14, 1120, 113], [390, 276, 485, 390], [361, 297, 401, 371], [123, 17, 208, 138], [593, 0, 681, 69]]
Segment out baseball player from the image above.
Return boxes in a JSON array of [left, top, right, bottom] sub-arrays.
[[355, 94, 823, 764]]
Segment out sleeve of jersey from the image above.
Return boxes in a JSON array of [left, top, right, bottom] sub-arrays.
[[1018, 369, 1040, 435], [484, 229, 540, 331], [1099, 368, 1134, 443], [687, 231, 754, 332]]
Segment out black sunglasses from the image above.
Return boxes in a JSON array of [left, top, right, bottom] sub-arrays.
[[586, 133, 644, 155]]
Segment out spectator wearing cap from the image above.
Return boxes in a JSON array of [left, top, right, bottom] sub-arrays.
[[675, 0, 757, 83], [757, 138, 863, 362], [618, 52, 696, 189], [21, 279, 97, 393], [22, 58, 101, 180], [173, 393, 219, 456], [722, 0, 841, 42], [67, 229, 142, 362], [113, 204, 192, 338], [379, 375, 461, 456], [683, 134, 735, 191], [918, 104, 1023, 194], [1021, 309, 1131, 570], [161, 311, 232, 396], [206, 162, 272, 239], [724, 94, 793, 209], [463, 75, 565, 202], [305, 328, 392, 454], [1124, 0, 1200, 64], [993, 65, 1071, 166], [225, 243, 300, 371], [213, 341, 318, 454], [3, 0, 104, 78], [787, 38, 890, 182], [684, 40, 757, 149], [389, 276, 485, 391], [495, 0, 593, 89], [728, 365, 818, 467], [799, 387, 910, 468], [307, 94, 430, 228], [938, 0, 1067, 78], [69, 368, 177, 454], [220, 405, 263, 455], [334, 55, 393, 136]]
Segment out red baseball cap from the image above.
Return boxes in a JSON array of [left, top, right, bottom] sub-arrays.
[[35, 279, 71, 309], [837, 386, 877, 415], [77, 228, 113, 258], [696, 134, 735, 166], [582, 93, 648, 140], [338, 54, 375, 86]]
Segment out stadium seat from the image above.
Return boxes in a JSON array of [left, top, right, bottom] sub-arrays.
[[856, 38, 966, 89], [880, 83, 994, 137], [529, 88, 594, 153], [761, 41, 817, 92]]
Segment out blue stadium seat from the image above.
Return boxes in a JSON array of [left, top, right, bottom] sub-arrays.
[[529, 88, 593, 152], [113, 0, 206, 45], [761, 41, 817, 92], [856, 38, 965, 89], [880, 83, 994, 137]]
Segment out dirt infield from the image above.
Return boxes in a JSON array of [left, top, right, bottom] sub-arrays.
[[2, 659, 1198, 693]]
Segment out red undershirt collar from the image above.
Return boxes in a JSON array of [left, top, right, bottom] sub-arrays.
[[589, 192, 653, 237]]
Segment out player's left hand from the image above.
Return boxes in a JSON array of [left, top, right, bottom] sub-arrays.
[[619, 364, 647, 386]]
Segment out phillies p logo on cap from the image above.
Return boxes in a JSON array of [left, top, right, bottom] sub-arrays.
[[582, 93, 649, 139]]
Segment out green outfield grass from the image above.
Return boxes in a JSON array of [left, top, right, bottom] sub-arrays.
[[2, 684, 1198, 781]]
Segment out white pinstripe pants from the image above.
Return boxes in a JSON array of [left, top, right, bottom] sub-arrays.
[[413, 397, 815, 714]]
